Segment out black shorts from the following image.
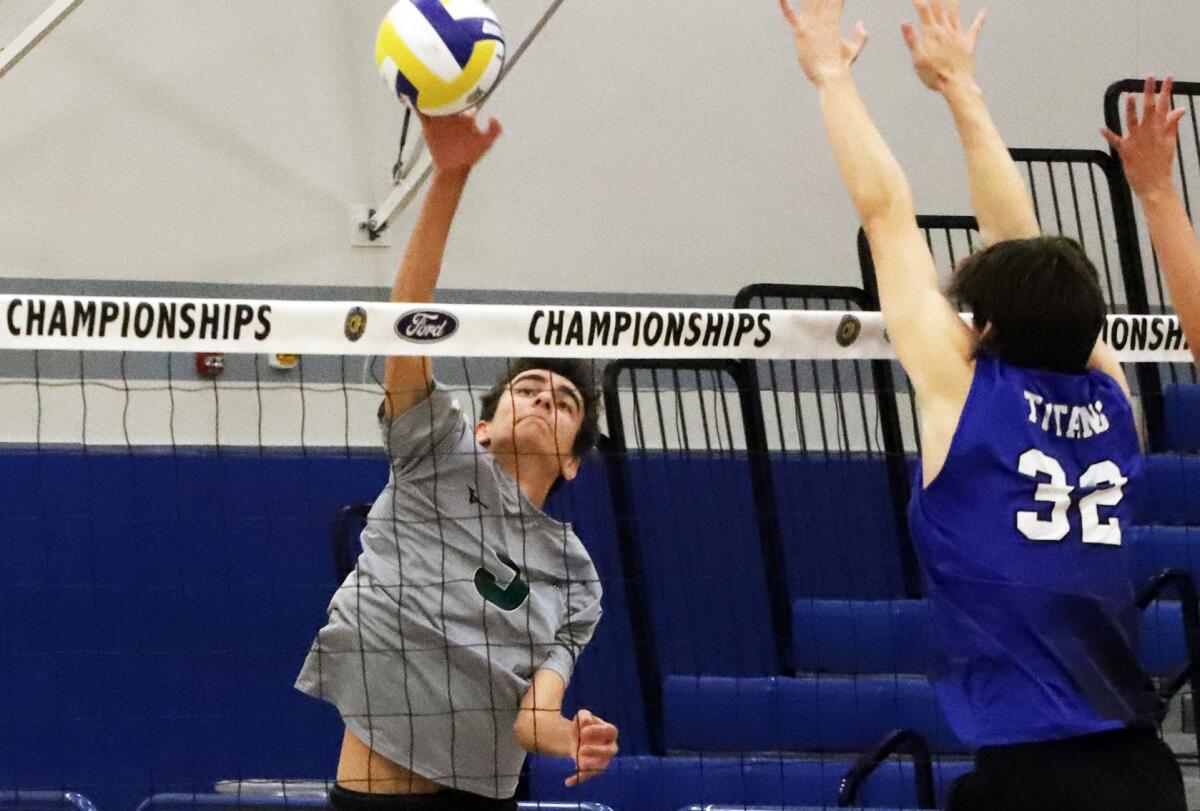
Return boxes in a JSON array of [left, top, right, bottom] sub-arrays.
[[328, 783, 517, 811], [947, 727, 1186, 811]]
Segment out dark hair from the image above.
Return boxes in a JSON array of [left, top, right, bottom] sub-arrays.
[[947, 236, 1106, 373], [478, 358, 602, 458]]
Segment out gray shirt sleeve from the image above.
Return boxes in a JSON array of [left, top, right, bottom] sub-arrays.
[[379, 382, 472, 476], [538, 572, 603, 685]]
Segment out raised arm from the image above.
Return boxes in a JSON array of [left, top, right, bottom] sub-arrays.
[[902, 0, 1039, 245], [1104, 76, 1200, 367], [382, 112, 502, 419], [777, 0, 973, 403]]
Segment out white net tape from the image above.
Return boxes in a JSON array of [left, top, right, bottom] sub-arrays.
[[1, 294, 1191, 362]]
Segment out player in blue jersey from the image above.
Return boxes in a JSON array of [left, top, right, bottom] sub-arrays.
[[777, 0, 1185, 808]]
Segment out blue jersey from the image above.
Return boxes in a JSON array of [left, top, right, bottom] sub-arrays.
[[909, 354, 1159, 748]]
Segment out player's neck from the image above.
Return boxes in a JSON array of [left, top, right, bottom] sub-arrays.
[[491, 449, 555, 509]]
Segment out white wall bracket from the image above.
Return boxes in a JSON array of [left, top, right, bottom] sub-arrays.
[[0, 0, 87, 81]]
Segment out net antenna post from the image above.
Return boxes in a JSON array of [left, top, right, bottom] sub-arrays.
[[0, 0, 87, 81], [356, 0, 569, 241]]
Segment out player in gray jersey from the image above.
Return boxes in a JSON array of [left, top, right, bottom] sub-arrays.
[[295, 112, 618, 810]]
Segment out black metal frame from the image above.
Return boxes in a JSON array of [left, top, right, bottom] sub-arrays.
[[1134, 568, 1200, 754], [735, 283, 921, 598], [837, 728, 937, 809], [602, 358, 791, 751]]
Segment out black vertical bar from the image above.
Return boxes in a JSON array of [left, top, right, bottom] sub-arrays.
[[601, 363, 663, 753], [734, 358, 793, 674]]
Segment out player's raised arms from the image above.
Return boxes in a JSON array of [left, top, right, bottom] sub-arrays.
[[1104, 76, 1200, 367]]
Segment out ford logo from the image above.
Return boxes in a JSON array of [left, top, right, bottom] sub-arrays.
[[395, 309, 459, 343]]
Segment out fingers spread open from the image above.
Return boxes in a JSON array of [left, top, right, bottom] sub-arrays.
[[947, 0, 961, 27], [1126, 92, 1140, 130], [967, 8, 987, 43], [1100, 127, 1123, 150], [1158, 75, 1175, 121], [914, 0, 934, 28], [1142, 75, 1158, 119], [1167, 107, 1188, 135], [848, 20, 869, 61]]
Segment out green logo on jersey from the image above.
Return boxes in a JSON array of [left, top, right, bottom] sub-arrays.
[[474, 553, 530, 611]]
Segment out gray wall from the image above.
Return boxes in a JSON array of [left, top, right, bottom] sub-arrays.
[[2, 0, 1200, 298]]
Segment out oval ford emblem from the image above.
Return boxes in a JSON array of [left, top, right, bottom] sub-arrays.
[[395, 309, 459, 343]]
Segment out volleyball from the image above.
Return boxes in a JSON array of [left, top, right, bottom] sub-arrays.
[[375, 0, 505, 116]]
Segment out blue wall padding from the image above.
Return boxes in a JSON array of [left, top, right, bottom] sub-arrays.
[[621, 454, 778, 676], [771, 455, 907, 600], [6, 443, 1193, 811], [1145, 455, 1200, 525], [528, 754, 972, 811], [0, 448, 644, 811], [542, 461, 650, 756], [793, 599, 1187, 679], [1164, 384, 1200, 453], [661, 675, 966, 754]]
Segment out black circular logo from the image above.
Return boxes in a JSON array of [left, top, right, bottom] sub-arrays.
[[344, 307, 367, 342], [836, 314, 861, 347]]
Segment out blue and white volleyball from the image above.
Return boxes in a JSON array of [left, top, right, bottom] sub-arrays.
[[375, 0, 505, 116]]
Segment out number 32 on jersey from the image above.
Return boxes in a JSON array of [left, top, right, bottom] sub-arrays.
[[1015, 449, 1128, 546]]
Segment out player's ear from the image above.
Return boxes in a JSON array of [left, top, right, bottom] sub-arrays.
[[559, 454, 581, 482], [475, 419, 492, 448]]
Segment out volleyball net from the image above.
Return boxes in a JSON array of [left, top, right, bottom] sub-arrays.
[[1, 294, 1196, 811]]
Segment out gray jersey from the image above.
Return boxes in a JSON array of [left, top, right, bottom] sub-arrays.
[[295, 384, 602, 799]]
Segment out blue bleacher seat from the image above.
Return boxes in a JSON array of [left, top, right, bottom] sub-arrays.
[[1144, 455, 1200, 525], [1129, 526, 1200, 592], [529, 755, 972, 810], [793, 597, 1188, 679], [1164, 384, 1200, 453], [662, 675, 966, 754], [138, 793, 611, 811], [0, 793, 98, 811]]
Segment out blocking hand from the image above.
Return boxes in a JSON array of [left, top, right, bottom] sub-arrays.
[[777, 0, 869, 87], [1102, 75, 1188, 199], [901, 0, 987, 93]]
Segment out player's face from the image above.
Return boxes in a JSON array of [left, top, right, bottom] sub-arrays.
[[477, 370, 585, 481]]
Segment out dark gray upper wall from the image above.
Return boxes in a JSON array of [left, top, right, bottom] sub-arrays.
[[2, 0, 1198, 298]]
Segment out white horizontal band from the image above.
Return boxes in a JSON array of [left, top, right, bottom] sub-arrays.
[[0, 294, 1191, 363]]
